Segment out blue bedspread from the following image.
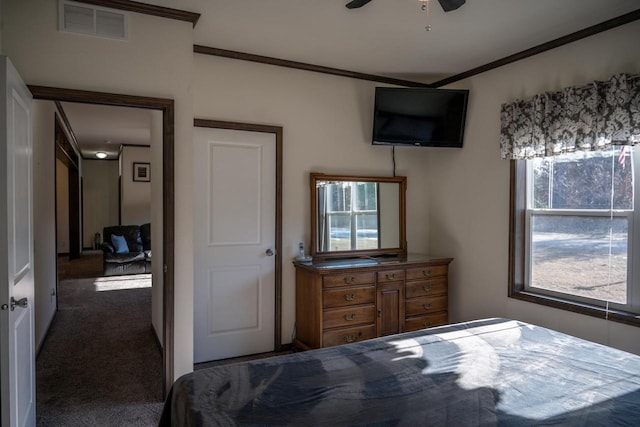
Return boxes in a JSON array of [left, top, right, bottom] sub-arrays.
[[160, 318, 640, 426]]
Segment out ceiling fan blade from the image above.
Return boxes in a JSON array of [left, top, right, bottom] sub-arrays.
[[346, 0, 373, 9], [437, 0, 465, 12]]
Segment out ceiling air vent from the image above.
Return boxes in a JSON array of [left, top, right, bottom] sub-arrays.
[[59, 0, 128, 40]]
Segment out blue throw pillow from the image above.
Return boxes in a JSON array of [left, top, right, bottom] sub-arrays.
[[111, 234, 129, 254]]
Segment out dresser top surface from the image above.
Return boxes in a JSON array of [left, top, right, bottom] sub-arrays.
[[294, 253, 453, 272]]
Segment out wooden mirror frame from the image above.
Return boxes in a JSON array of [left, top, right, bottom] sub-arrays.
[[310, 173, 407, 260]]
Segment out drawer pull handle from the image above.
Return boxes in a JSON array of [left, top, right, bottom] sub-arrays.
[[423, 321, 433, 328], [423, 285, 432, 292], [344, 276, 356, 284], [423, 269, 433, 277], [386, 273, 396, 280], [345, 313, 356, 321], [345, 332, 362, 343], [423, 303, 432, 310], [345, 293, 356, 301]]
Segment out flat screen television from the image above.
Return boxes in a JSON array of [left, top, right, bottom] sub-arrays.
[[372, 87, 469, 147]]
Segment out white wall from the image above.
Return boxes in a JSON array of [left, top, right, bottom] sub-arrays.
[[120, 145, 151, 226], [193, 54, 432, 344], [56, 158, 69, 254], [3, 0, 195, 378], [82, 159, 119, 248], [428, 20, 640, 355], [32, 100, 57, 353]]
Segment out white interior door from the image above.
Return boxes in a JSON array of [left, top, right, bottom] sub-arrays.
[[193, 126, 276, 362], [0, 56, 36, 427]]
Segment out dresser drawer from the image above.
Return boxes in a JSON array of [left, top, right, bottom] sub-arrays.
[[322, 324, 377, 347], [405, 277, 447, 299], [405, 313, 448, 332], [323, 286, 375, 308], [323, 305, 375, 329], [405, 295, 448, 317], [377, 269, 405, 283], [405, 265, 448, 280], [323, 272, 376, 288]]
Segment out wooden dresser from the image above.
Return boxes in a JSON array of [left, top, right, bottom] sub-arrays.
[[294, 254, 452, 350]]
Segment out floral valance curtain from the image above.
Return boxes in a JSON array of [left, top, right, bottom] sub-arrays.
[[500, 73, 640, 160]]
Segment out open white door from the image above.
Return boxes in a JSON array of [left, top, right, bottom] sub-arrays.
[[193, 126, 276, 362], [0, 56, 36, 427]]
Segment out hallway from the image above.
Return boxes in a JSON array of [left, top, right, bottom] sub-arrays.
[[36, 274, 163, 426]]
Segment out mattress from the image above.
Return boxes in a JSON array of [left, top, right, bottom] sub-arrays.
[[160, 318, 640, 426]]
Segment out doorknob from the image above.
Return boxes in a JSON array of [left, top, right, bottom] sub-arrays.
[[265, 248, 276, 256], [1, 297, 28, 311], [11, 297, 28, 311]]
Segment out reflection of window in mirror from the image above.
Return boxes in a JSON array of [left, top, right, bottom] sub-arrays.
[[319, 181, 380, 252]]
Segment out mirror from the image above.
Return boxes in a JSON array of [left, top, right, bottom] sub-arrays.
[[310, 173, 407, 259]]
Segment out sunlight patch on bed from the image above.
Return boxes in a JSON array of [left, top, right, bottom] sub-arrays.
[[427, 322, 521, 390], [389, 321, 525, 390], [93, 274, 152, 291], [388, 338, 424, 362]]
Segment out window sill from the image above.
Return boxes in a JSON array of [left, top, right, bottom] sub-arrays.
[[509, 290, 640, 327]]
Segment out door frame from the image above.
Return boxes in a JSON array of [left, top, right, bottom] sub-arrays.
[[194, 118, 283, 352], [28, 85, 176, 397]]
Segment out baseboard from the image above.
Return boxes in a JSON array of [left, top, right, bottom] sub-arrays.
[[36, 309, 57, 359], [194, 345, 295, 370], [278, 343, 293, 352], [152, 325, 163, 352], [57, 252, 69, 257]]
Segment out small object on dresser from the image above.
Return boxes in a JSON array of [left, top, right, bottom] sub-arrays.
[[296, 241, 312, 262]]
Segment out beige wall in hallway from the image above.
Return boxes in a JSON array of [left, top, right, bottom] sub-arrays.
[[56, 158, 69, 254], [83, 159, 119, 249], [120, 145, 151, 226], [33, 100, 58, 353]]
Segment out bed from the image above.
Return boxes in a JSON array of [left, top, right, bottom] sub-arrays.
[[159, 318, 640, 426]]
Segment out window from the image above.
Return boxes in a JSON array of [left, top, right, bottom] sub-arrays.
[[510, 146, 640, 324], [324, 182, 379, 251]]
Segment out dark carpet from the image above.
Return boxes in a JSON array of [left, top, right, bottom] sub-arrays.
[[36, 274, 163, 426], [57, 252, 104, 280]]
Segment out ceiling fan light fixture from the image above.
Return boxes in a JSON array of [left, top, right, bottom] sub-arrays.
[[345, 0, 466, 14], [345, 0, 372, 9], [96, 151, 108, 159], [438, 0, 465, 12], [345, 0, 465, 31]]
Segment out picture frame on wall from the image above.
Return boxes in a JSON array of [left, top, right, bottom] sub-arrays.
[[133, 162, 150, 182]]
